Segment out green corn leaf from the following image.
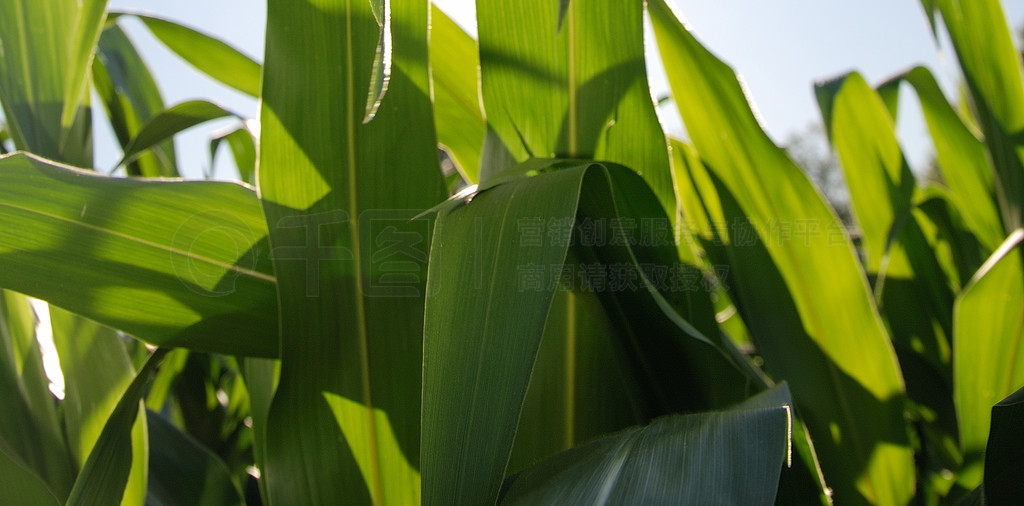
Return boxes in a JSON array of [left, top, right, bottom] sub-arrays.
[[59, 0, 109, 139], [816, 73, 956, 440], [0, 0, 92, 166], [145, 410, 245, 506], [507, 282, 646, 475], [877, 67, 1002, 252], [65, 349, 169, 506], [117, 100, 239, 169], [49, 307, 148, 506], [0, 152, 278, 357], [422, 161, 758, 505], [240, 357, 279, 503], [430, 5, 484, 183], [209, 126, 256, 184], [476, 0, 675, 217], [111, 12, 262, 98], [93, 24, 179, 178], [499, 384, 792, 505], [0, 291, 74, 500], [0, 445, 62, 506], [257, 0, 445, 503], [649, 1, 913, 503], [925, 0, 1024, 232], [983, 385, 1024, 504], [953, 229, 1024, 488]]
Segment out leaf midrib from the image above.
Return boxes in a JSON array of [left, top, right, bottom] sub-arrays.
[[0, 200, 275, 284]]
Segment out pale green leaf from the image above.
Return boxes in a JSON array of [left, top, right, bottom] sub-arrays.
[[649, 1, 913, 503], [430, 5, 484, 182], [926, 0, 1024, 231], [112, 12, 261, 97], [954, 229, 1024, 488], [878, 67, 1002, 252]]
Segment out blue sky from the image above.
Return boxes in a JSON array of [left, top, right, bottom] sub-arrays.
[[100, 0, 1024, 179]]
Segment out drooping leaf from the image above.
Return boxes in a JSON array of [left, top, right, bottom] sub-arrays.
[[476, 0, 675, 217], [0, 152, 278, 357], [877, 67, 1002, 252], [422, 161, 757, 505], [93, 24, 178, 177], [117, 100, 239, 169], [429, 5, 484, 182], [257, 0, 445, 503], [145, 410, 245, 506], [65, 349, 168, 506], [924, 0, 1024, 232], [111, 12, 262, 97], [649, 1, 913, 503], [816, 72, 956, 445], [953, 229, 1024, 488], [499, 384, 792, 505], [209, 126, 256, 184]]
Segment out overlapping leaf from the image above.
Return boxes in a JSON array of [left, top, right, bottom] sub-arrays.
[[475, 0, 674, 217], [257, 0, 445, 503], [421, 161, 757, 505], [649, 1, 913, 503], [499, 385, 792, 505], [953, 230, 1024, 488]]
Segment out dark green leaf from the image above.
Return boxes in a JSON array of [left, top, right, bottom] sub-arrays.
[[257, 0, 445, 502], [499, 385, 792, 505], [145, 410, 245, 506], [983, 385, 1024, 504]]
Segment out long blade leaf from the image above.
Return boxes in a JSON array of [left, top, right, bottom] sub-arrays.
[[257, 0, 445, 503], [0, 152, 278, 357], [649, 2, 914, 503]]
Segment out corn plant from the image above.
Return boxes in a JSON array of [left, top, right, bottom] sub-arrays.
[[0, 0, 1022, 504]]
